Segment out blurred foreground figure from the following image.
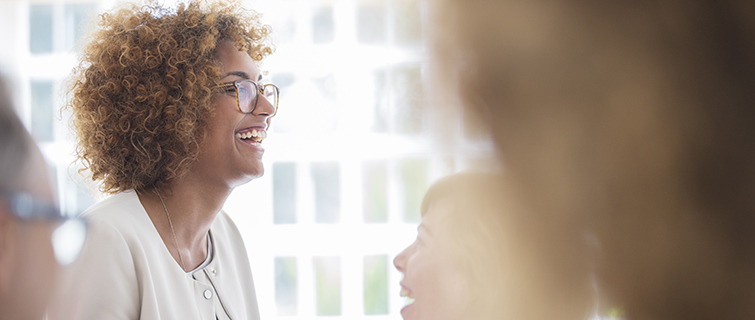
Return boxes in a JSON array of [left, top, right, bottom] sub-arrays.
[[432, 0, 755, 319], [0, 74, 86, 320]]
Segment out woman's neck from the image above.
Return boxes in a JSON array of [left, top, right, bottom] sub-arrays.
[[139, 176, 233, 271]]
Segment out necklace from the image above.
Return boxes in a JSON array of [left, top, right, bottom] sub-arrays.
[[156, 189, 187, 272]]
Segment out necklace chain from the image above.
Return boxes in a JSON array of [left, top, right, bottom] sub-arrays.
[[156, 189, 187, 272]]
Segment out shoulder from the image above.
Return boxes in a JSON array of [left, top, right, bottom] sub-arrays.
[[210, 211, 250, 261], [74, 190, 157, 272], [81, 190, 153, 237], [82, 190, 141, 220], [77, 190, 148, 263], [212, 210, 244, 239]]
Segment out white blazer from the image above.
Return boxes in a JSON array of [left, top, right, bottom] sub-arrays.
[[50, 190, 261, 320]]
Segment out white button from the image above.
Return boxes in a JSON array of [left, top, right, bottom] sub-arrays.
[[211, 268, 216, 275], [203, 289, 212, 299]]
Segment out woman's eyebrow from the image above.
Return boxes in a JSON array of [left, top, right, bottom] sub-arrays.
[[222, 71, 263, 82], [222, 71, 250, 79]]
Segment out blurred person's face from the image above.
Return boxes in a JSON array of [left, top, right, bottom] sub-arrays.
[[194, 41, 275, 187], [0, 212, 60, 320], [394, 202, 470, 320], [0, 147, 60, 320]]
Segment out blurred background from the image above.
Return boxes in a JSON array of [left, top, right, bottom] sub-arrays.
[[0, 0, 496, 319]]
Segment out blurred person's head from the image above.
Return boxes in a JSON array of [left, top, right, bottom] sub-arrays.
[[67, 0, 274, 194], [432, 0, 755, 318], [0, 73, 84, 319], [394, 172, 507, 320]]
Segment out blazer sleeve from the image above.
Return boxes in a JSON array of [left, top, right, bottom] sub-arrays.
[[49, 218, 141, 320]]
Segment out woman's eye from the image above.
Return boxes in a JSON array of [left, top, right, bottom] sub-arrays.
[[237, 87, 250, 99]]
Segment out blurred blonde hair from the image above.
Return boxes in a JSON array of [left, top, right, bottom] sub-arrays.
[[431, 0, 755, 319]]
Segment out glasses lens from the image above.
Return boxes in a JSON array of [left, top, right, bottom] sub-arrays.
[[9, 193, 62, 220], [51, 219, 87, 266], [262, 84, 279, 115], [235, 80, 258, 113]]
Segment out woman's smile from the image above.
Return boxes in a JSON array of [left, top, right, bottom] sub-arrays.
[[235, 127, 267, 150]]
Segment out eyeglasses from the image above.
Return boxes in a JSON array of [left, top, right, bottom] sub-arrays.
[[3, 192, 87, 266], [215, 80, 280, 116]]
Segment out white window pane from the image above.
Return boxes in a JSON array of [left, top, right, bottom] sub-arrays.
[[312, 6, 334, 44], [275, 256, 298, 316], [400, 158, 428, 223], [364, 255, 389, 315], [314, 256, 341, 316], [274, 162, 297, 224], [29, 4, 53, 54], [30, 80, 54, 142]]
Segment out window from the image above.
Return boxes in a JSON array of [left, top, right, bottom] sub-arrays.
[[314, 256, 341, 316], [275, 257, 298, 316], [274, 162, 297, 224], [364, 255, 389, 315], [29, 4, 53, 54], [30, 80, 54, 142], [400, 158, 428, 223], [312, 5, 334, 44]]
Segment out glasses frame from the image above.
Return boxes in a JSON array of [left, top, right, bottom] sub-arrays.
[[214, 80, 280, 116], [1, 191, 88, 266], [2, 192, 64, 221]]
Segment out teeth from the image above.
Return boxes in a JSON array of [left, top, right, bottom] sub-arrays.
[[400, 289, 415, 306], [235, 129, 266, 142]]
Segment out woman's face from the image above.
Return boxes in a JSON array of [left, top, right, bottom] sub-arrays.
[[194, 41, 276, 187], [393, 202, 470, 320]]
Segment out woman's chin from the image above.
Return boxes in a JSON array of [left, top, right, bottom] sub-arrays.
[[400, 300, 420, 320]]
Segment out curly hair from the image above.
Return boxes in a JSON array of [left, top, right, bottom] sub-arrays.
[[67, 0, 273, 194]]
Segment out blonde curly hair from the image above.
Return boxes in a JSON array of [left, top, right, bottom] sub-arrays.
[[67, 0, 273, 194]]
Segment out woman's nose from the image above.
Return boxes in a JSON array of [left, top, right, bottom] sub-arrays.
[[253, 93, 276, 117], [394, 247, 409, 273]]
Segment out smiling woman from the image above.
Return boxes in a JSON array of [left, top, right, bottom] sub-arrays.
[[394, 172, 508, 320], [49, 1, 277, 319]]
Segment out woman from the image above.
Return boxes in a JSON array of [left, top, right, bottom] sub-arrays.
[[394, 173, 508, 320], [50, 1, 278, 319]]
